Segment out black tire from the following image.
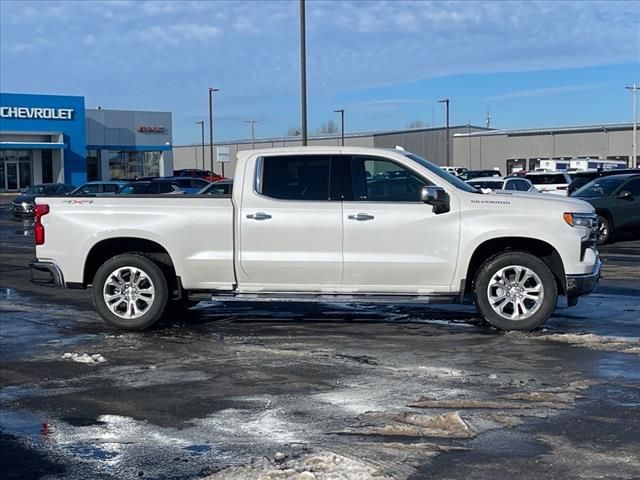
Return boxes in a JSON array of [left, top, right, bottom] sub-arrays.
[[596, 214, 612, 245], [473, 252, 558, 331], [91, 253, 169, 330]]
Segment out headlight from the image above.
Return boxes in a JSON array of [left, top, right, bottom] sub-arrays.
[[563, 212, 597, 228]]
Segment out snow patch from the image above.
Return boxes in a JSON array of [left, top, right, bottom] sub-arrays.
[[61, 352, 106, 364]]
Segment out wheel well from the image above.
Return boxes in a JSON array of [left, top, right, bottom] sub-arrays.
[[84, 238, 176, 287], [465, 238, 566, 295], [595, 209, 614, 231]]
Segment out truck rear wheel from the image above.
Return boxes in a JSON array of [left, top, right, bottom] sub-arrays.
[[92, 253, 169, 330], [473, 252, 557, 331]]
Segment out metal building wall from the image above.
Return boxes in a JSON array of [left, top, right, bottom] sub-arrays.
[[172, 134, 376, 179], [372, 126, 486, 165], [454, 125, 636, 172]]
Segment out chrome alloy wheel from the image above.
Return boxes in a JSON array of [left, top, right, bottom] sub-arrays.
[[596, 218, 610, 244], [487, 265, 544, 321], [103, 266, 155, 320]]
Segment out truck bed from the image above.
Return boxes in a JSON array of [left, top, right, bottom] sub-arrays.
[[36, 196, 236, 290]]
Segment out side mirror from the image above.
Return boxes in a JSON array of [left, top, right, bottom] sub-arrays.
[[616, 190, 633, 200], [421, 186, 450, 214]]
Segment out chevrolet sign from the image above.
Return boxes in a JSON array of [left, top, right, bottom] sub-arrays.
[[0, 106, 74, 120]]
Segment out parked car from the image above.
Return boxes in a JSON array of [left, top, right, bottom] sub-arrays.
[[466, 176, 536, 193], [524, 171, 572, 195], [571, 173, 640, 245], [173, 169, 225, 183], [164, 177, 210, 194], [441, 166, 468, 177], [118, 179, 185, 195], [198, 179, 233, 195], [459, 169, 502, 181], [567, 168, 640, 196], [71, 181, 128, 196], [9, 183, 75, 217], [31, 146, 600, 333]]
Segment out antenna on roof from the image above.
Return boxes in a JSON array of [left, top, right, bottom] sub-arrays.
[[485, 108, 492, 128], [395, 145, 406, 151]]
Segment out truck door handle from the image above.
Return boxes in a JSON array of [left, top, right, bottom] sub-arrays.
[[246, 212, 272, 220], [348, 213, 375, 221]]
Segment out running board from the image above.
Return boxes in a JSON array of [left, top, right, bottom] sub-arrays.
[[208, 292, 460, 304]]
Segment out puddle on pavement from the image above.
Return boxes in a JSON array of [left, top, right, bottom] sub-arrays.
[[596, 354, 640, 382], [183, 444, 213, 455], [0, 409, 49, 443]]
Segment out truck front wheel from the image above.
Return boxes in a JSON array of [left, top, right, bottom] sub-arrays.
[[92, 253, 169, 330], [473, 252, 558, 331]]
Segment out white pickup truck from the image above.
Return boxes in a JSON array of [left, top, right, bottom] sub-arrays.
[[30, 147, 601, 331]]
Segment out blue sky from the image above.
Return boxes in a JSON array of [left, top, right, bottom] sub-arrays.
[[1, 0, 638, 145]]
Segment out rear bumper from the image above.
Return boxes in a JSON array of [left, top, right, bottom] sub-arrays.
[[566, 257, 601, 298], [30, 260, 65, 287]]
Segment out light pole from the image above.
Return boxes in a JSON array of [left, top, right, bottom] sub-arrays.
[[334, 109, 344, 146], [626, 82, 638, 168], [300, 0, 308, 146], [245, 120, 258, 149], [208, 87, 220, 175], [438, 99, 450, 166], [196, 121, 205, 170]]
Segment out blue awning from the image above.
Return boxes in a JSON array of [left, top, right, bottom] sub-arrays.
[[0, 141, 66, 149]]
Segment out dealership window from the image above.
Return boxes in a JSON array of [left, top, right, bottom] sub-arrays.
[[42, 150, 53, 183], [0, 150, 32, 191], [108, 151, 161, 180], [86, 150, 100, 181]]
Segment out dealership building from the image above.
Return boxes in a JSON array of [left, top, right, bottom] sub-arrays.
[[0, 93, 173, 192], [453, 123, 637, 174]]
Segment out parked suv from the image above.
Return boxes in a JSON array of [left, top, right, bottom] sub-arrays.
[[118, 179, 184, 195], [571, 173, 640, 244], [71, 181, 128, 196], [9, 183, 75, 217], [173, 169, 225, 183], [567, 168, 640, 196], [466, 176, 535, 193], [524, 172, 572, 195]]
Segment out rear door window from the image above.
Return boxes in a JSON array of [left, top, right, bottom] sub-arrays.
[[258, 155, 331, 201]]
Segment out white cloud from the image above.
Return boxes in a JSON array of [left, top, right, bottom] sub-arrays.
[[483, 84, 605, 102]]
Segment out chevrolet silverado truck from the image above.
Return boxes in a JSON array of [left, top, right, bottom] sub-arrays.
[[30, 147, 601, 331]]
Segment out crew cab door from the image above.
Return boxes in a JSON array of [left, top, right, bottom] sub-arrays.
[[340, 155, 459, 293], [237, 154, 343, 290]]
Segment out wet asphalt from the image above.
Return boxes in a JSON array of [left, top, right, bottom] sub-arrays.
[[0, 204, 639, 480]]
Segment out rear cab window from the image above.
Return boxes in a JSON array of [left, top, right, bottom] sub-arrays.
[[257, 155, 332, 201]]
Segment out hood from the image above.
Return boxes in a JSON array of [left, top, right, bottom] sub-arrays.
[[486, 190, 594, 212], [11, 194, 36, 203]]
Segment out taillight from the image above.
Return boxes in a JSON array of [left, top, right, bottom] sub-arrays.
[[34, 204, 49, 246]]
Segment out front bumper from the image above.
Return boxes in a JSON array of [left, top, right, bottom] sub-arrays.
[[9, 202, 34, 215], [566, 257, 601, 298], [30, 261, 65, 287]]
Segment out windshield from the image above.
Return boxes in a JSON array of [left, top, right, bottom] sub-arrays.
[[573, 177, 626, 197], [23, 185, 58, 195], [403, 153, 478, 193], [525, 174, 568, 185]]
